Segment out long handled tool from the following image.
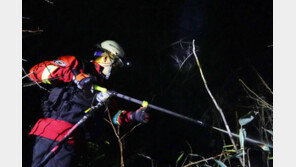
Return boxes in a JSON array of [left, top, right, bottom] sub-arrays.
[[37, 104, 101, 167], [38, 85, 272, 166], [94, 85, 273, 148]]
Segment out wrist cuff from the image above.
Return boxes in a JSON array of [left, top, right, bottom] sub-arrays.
[[113, 110, 125, 125]]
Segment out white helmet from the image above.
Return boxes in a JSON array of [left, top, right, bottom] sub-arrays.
[[100, 40, 125, 58]]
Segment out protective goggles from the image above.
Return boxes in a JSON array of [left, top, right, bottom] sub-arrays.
[[94, 51, 123, 67]]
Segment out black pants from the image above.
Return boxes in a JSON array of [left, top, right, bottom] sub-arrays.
[[31, 136, 77, 167]]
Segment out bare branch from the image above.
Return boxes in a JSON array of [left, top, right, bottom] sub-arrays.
[[121, 123, 141, 140], [183, 151, 232, 167], [22, 66, 50, 92], [239, 79, 273, 111], [192, 39, 244, 166], [105, 107, 124, 167], [22, 29, 44, 33], [256, 73, 273, 94], [44, 0, 54, 5], [22, 71, 33, 79], [192, 40, 237, 149], [104, 118, 112, 124], [138, 153, 155, 167]]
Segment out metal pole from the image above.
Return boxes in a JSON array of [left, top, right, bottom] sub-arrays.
[[110, 91, 273, 148], [113, 92, 206, 126]]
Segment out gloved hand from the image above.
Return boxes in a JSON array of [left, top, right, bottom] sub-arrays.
[[130, 107, 149, 124], [73, 73, 93, 89], [96, 91, 111, 103]]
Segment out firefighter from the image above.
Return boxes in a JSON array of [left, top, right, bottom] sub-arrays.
[[28, 40, 149, 167]]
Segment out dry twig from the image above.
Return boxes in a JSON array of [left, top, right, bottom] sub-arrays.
[[22, 65, 49, 92], [256, 73, 273, 95], [22, 29, 44, 33], [239, 79, 273, 111], [183, 150, 232, 167], [192, 40, 238, 150], [105, 108, 124, 167], [138, 153, 155, 167], [105, 107, 142, 167], [121, 123, 141, 140], [192, 39, 244, 166]]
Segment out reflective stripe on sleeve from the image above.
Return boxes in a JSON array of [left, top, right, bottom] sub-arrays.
[[41, 65, 58, 84]]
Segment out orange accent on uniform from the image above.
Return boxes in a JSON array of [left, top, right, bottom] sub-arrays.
[[75, 73, 90, 82]]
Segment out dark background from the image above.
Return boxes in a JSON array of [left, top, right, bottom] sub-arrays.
[[22, 0, 272, 166]]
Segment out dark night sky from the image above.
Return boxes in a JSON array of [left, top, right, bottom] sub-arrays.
[[22, 0, 272, 166]]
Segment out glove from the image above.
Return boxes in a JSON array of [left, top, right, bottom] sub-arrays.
[[73, 73, 93, 89], [129, 107, 149, 124], [96, 91, 111, 103]]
